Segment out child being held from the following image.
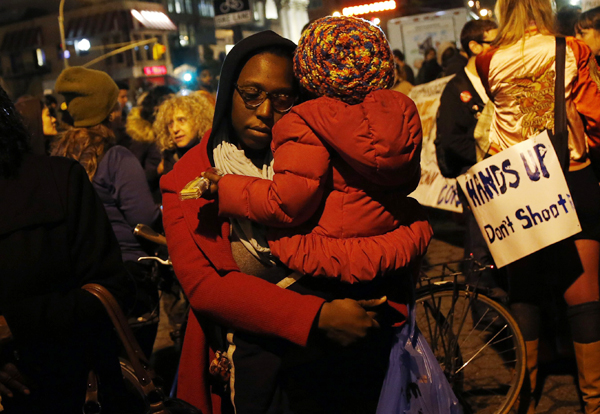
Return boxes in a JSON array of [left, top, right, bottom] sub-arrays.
[[204, 16, 432, 287]]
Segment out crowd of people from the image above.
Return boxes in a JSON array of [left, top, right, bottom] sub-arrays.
[[1, 1, 600, 413]]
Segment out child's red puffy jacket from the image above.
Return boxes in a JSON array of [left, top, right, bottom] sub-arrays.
[[218, 89, 433, 283]]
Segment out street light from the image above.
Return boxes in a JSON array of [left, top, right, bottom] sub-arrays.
[[75, 38, 91, 53]]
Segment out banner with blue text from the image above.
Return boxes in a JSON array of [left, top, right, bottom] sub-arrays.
[[456, 131, 581, 267]]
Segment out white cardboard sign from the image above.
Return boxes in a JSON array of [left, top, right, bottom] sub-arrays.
[[456, 131, 581, 268], [408, 76, 463, 213]]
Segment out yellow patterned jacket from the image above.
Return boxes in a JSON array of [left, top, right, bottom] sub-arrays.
[[476, 31, 600, 170]]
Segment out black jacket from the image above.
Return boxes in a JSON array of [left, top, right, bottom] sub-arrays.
[[0, 154, 132, 413], [435, 69, 485, 178]]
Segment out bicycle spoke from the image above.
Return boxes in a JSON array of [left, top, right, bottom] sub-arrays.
[[456, 324, 507, 374]]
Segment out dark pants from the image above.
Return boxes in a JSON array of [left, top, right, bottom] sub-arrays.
[[230, 328, 393, 414]]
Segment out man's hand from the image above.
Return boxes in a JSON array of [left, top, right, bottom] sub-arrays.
[[0, 363, 30, 399], [357, 296, 388, 321], [317, 297, 387, 347]]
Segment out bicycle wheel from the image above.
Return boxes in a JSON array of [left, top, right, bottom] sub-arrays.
[[415, 287, 525, 414]]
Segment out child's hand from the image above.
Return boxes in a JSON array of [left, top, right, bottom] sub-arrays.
[[201, 169, 222, 194]]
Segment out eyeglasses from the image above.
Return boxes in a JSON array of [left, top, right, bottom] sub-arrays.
[[479, 40, 493, 45], [234, 84, 296, 114]]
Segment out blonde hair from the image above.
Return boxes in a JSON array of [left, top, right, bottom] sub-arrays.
[[494, 0, 557, 47], [153, 93, 215, 152], [50, 124, 115, 180]]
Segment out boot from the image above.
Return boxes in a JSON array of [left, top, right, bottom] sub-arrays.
[[514, 339, 539, 414], [574, 340, 600, 413]]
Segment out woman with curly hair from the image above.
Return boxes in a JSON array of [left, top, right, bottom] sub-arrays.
[[154, 93, 214, 175], [51, 67, 161, 357]]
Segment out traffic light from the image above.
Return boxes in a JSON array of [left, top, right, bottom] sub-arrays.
[[153, 43, 166, 60]]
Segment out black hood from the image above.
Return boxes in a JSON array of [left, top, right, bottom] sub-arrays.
[[208, 31, 296, 164]]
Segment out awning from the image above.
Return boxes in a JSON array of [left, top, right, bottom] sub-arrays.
[[65, 10, 133, 39], [1, 27, 42, 53], [65, 10, 135, 40], [131, 10, 177, 31], [65, 9, 175, 40]]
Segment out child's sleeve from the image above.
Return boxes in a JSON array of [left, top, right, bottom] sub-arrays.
[[218, 113, 330, 228]]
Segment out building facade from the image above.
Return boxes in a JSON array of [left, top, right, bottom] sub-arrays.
[[0, 0, 177, 99], [0, 0, 315, 99]]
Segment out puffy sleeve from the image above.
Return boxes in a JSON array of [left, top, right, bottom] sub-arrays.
[[160, 170, 326, 346], [217, 113, 330, 227]]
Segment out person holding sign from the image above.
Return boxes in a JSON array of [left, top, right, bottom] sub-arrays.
[[476, 0, 600, 412]]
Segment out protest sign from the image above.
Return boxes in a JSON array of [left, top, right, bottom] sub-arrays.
[[456, 132, 581, 268], [408, 75, 463, 213]]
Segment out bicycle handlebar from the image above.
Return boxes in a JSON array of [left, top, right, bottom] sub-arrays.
[[134, 224, 167, 246]]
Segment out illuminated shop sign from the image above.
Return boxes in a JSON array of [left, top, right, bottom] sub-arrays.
[[144, 65, 168, 76]]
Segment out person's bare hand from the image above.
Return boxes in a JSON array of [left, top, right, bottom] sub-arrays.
[[357, 296, 388, 321], [0, 363, 30, 398], [317, 297, 386, 347], [201, 169, 222, 194]]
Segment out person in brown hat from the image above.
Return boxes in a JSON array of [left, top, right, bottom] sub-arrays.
[[52, 67, 161, 358]]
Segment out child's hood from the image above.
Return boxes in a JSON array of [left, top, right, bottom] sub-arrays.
[[287, 89, 422, 187]]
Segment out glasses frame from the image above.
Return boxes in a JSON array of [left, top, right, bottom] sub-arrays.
[[234, 84, 296, 114]]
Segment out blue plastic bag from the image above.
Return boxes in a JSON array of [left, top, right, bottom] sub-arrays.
[[377, 305, 463, 414]]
